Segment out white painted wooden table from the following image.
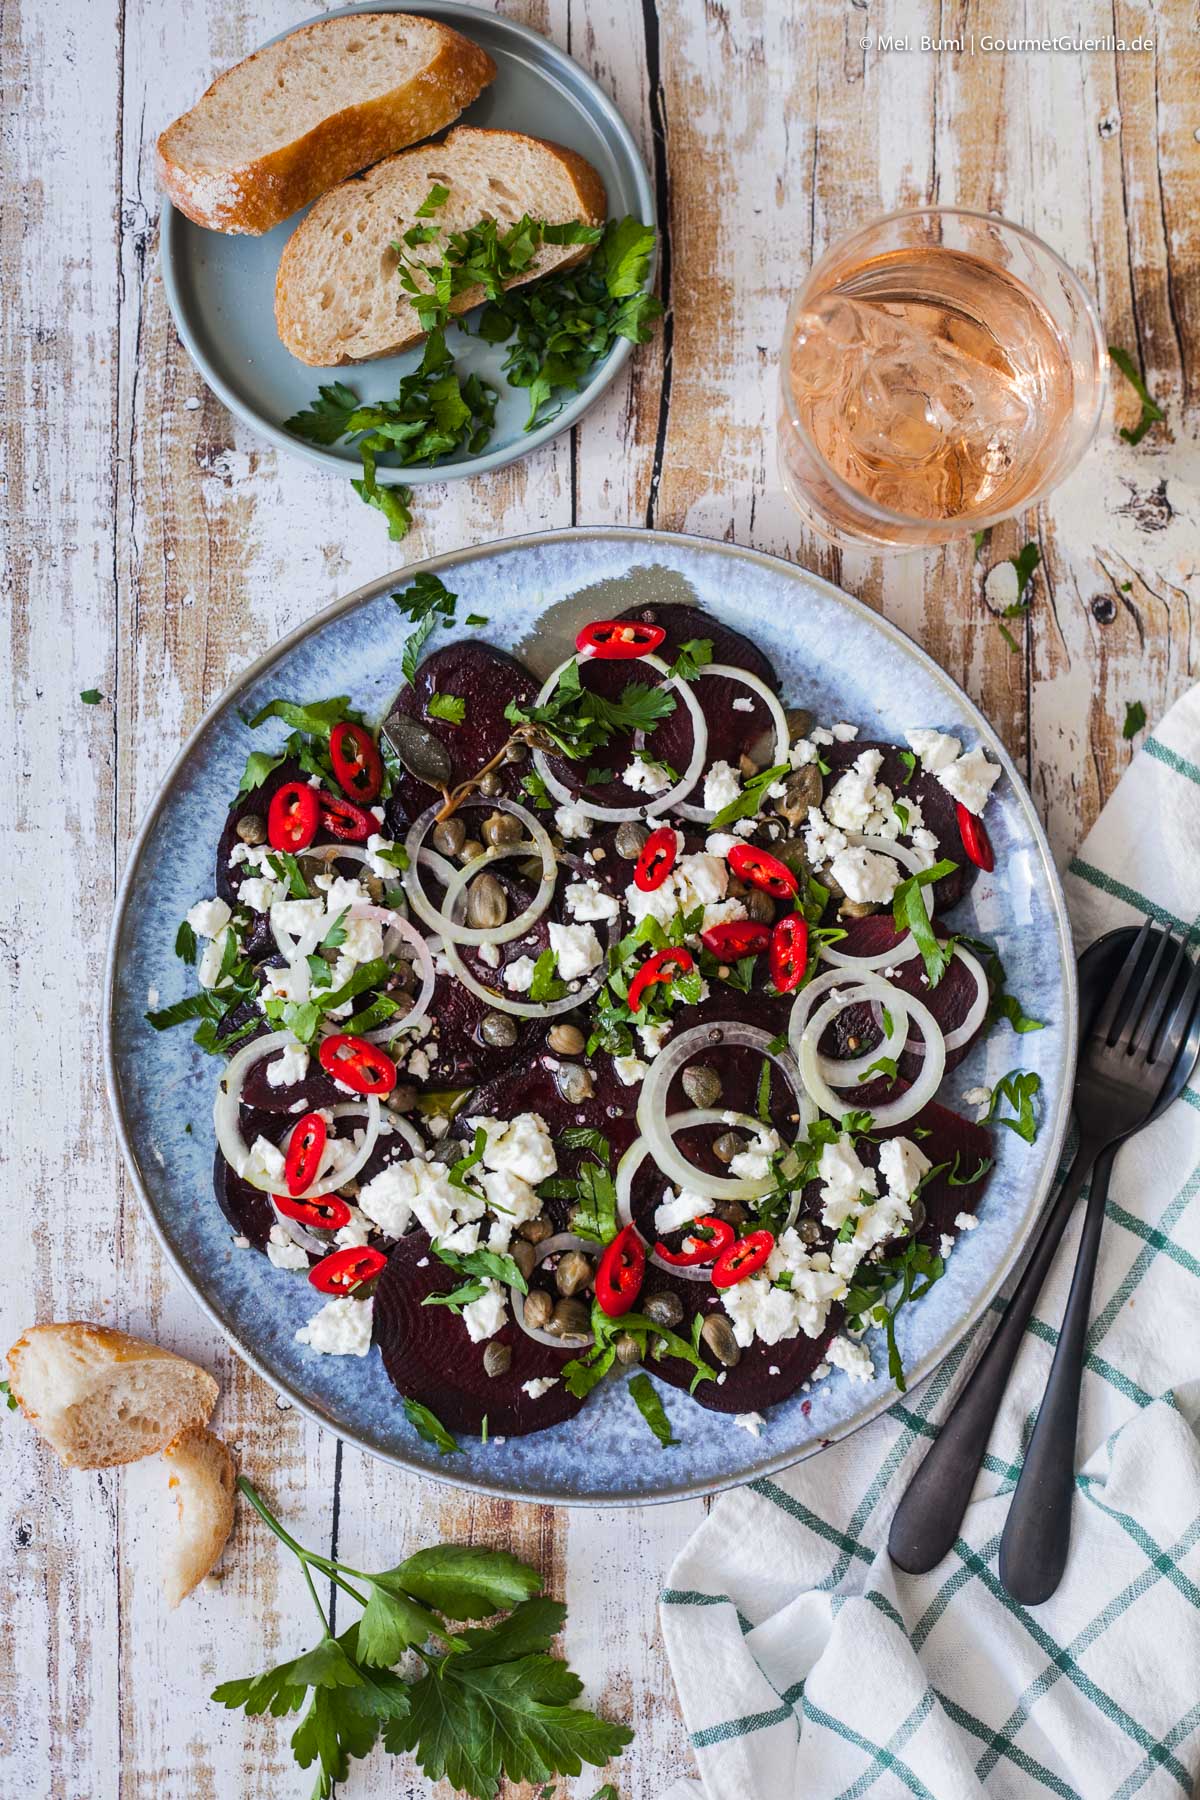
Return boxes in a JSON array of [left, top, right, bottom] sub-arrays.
[[4, 3, 1197, 1794]]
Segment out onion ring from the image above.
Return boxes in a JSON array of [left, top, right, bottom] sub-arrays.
[[795, 982, 946, 1127], [889, 944, 989, 1057], [403, 798, 557, 945], [786, 966, 911, 1087], [669, 663, 791, 823]]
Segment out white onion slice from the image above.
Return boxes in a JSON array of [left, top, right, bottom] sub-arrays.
[[636, 1024, 814, 1200], [531, 652, 708, 822], [671, 663, 791, 823], [440, 849, 617, 1019], [403, 798, 557, 945], [796, 981, 945, 1128], [507, 1232, 597, 1349], [344, 904, 436, 1042], [818, 835, 935, 972], [887, 944, 989, 1057], [786, 966, 911, 1087], [214, 1029, 381, 1197]]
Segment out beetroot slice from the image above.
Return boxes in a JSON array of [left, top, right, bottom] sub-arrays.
[[818, 915, 988, 1076], [822, 739, 974, 913], [383, 641, 538, 830], [241, 1050, 345, 1113], [373, 1231, 585, 1436], [213, 1148, 275, 1250]]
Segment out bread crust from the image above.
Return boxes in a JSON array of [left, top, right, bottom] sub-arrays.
[[162, 1426, 238, 1608], [274, 126, 608, 366], [157, 17, 496, 235]]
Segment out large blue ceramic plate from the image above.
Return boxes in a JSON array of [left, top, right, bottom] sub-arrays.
[[159, 1, 654, 483], [104, 529, 1076, 1505]]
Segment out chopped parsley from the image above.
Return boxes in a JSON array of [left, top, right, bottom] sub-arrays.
[[710, 761, 790, 832], [627, 1373, 679, 1448], [1123, 699, 1147, 739], [844, 1239, 946, 1393], [1109, 345, 1165, 446], [890, 859, 958, 986], [427, 691, 467, 725], [986, 1069, 1041, 1143]]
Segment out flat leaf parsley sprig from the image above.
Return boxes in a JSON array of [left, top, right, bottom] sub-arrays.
[[214, 1477, 633, 1800]]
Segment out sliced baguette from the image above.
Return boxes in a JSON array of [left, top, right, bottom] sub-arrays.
[[7, 1323, 218, 1468], [157, 13, 496, 235], [162, 1426, 238, 1608], [275, 125, 607, 366]]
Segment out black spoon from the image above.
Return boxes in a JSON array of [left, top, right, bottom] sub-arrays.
[[887, 925, 1200, 1578]]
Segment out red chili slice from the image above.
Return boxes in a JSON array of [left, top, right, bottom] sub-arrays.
[[711, 1229, 775, 1289], [308, 1244, 387, 1294], [284, 1112, 328, 1196], [626, 946, 694, 1014], [319, 790, 375, 843], [595, 1224, 646, 1316], [576, 619, 667, 660], [330, 722, 384, 804], [955, 802, 995, 873], [770, 914, 809, 993], [634, 827, 678, 892], [273, 1193, 353, 1232], [318, 1034, 397, 1096], [654, 1215, 736, 1268], [268, 781, 321, 853], [727, 842, 798, 900], [699, 920, 771, 959]]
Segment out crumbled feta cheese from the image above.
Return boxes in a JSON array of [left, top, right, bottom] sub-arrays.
[[828, 845, 901, 905], [358, 1157, 477, 1239], [877, 1136, 932, 1203], [244, 1135, 286, 1185], [295, 1297, 374, 1356], [462, 1279, 508, 1343], [266, 1043, 309, 1088], [267, 1226, 310, 1271], [702, 760, 742, 814], [823, 749, 895, 836], [365, 833, 400, 878], [732, 697, 755, 714], [818, 1137, 878, 1230], [187, 897, 231, 939], [937, 747, 1001, 816], [803, 806, 849, 868], [622, 758, 673, 794], [554, 802, 593, 839], [831, 721, 858, 741], [197, 928, 232, 990], [826, 1336, 874, 1383], [548, 920, 603, 982], [340, 916, 385, 964], [564, 879, 620, 924], [962, 1085, 991, 1107], [613, 1055, 648, 1086], [954, 1211, 979, 1232], [503, 955, 537, 993], [811, 727, 834, 746], [728, 1125, 782, 1183], [984, 560, 1020, 609], [705, 831, 740, 858], [335, 1205, 372, 1250], [271, 898, 326, 937], [653, 1188, 708, 1236], [318, 874, 367, 912], [939, 1233, 955, 1258], [468, 1112, 557, 1185], [478, 941, 501, 969], [638, 1021, 672, 1059], [905, 728, 961, 773], [480, 1166, 542, 1228], [623, 849, 742, 939], [521, 1377, 559, 1399], [238, 875, 282, 913], [406, 1047, 432, 1083], [735, 1412, 765, 1436], [789, 736, 819, 768]]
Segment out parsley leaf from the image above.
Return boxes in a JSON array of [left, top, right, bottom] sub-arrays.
[[431, 1243, 529, 1297], [415, 182, 450, 218], [174, 920, 197, 964], [710, 761, 790, 832], [393, 572, 458, 684], [1123, 699, 1147, 739], [669, 638, 714, 682], [247, 695, 352, 737], [627, 1373, 679, 1448], [80, 687, 102, 705], [529, 948, 569, 1004], [402, 1398, 461, 1455], [1109, 345, 1165, 445], [986, 1069, 1042, 1143], [844, 1239, 945, 1393], [427, 691, 467, 725], [0, 1378, 16, 1412], [282, 381, 362, 446], [890, 859, 957, 986]]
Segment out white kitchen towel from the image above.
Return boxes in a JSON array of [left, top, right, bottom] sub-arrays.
[[660, 684, 1200, 1800]]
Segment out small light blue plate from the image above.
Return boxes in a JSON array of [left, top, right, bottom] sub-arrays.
[[159, 1, 655, 482], [104, 529, 1077, 1505]]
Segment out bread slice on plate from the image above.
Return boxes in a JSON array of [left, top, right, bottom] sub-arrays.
[[275, 125, 607, 366], [157, 13, 496, 235], [7, 1322, 218, 1468], [161, 1426, 238, 1608]]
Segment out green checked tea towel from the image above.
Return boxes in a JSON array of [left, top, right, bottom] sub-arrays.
[[659, 684, 1200, 1800]]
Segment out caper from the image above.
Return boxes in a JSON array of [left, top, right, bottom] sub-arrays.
[[478, 769, 504, 798], [773, 837, 810, 876], [614, 820, 650, 860], [365, 873, 385, 904], [384, 1082, 419, 1114], [518, 1215, 553, 1244], [547, 1296, 590, 1339], [744, 887, 776, 925], [726, 874, 748, 898], [555, 1063, 594, 1104], [480, 1010, 518, 1049], [510, 1239, 537, 1281], [785, 706, 815, 743], [839, 898, 878, 919], [518, 856, 544, 883], [701, 1312, 741, 1367], [388, 959, 416, 993], [523, 1289, 553, 1330], [466, 871, 508, 930], [681, 1064, 723, 1109], [713, 1131, 748, 1165], [797, 1217, 822, 1245], [642, 1290, 683, 1328], [236, 812, 267, 845], [738, 752, 759, 781], [908, 1197, 927, 1235], [554, 1250, 594, 1297], [483, 1341, 512, 1378], [614, 1330, 642, 1365], [548, 1022, 585, 1055], [714, 1200, 749, 1229], [459, 838, 484, 864], [776, 765, 823, 826], [482, 810, 522, 848], [431, 816, 466, 857], [383, 713, 453, 788]]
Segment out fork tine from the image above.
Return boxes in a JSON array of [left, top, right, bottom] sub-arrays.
[[1151, 947, 1200, 1072], [1126, 929, 1182, 1056], [1093, 917, 1152, 1044]]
